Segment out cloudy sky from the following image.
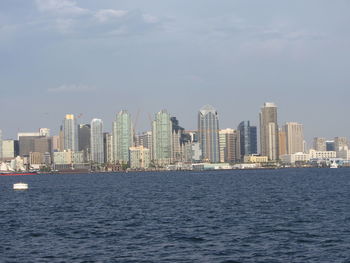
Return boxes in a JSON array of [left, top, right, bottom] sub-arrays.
[[1, 0, 349, 144]]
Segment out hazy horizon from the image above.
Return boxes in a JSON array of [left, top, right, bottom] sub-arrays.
[[1, 0, 350, 144]]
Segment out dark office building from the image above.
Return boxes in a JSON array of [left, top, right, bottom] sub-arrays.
[[78, 124, 91, 161], [19, 136, 52, 157], [237, 121, 258, 160]]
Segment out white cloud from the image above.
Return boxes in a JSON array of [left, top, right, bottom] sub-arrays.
[[142, 14, 159, 24], [94, 9, 128, 23], [47, 84, 95, 93], [35, 0, 89, 16]]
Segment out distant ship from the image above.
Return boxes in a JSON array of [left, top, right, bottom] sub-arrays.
[[0, 162, 38, 176], [0, 171, 38, 176]]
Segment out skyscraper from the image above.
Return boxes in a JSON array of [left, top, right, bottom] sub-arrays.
[[152, 110, 172, 166], [90, 119, 104, 164], [313, 137, 326, 151], [63, 114, 78, 151], [219, 128, 240, 163], [259, 102, 279, 161], [237, 121, 257, 160], [198, 105, 220, 163], [113, 110, 133, 164], [283, 122, 304, 154], [78, 124, 91, 161]]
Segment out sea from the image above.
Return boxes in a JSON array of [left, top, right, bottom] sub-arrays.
[[1, 168, 350, 263]]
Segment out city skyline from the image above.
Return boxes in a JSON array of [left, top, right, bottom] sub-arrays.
[[1, 0, 350, 141]]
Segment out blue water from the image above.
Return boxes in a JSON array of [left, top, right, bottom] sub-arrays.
[[1, 168, 350, 262]]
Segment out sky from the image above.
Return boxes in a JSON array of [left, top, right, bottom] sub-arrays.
[[0, 0, 350, 144]]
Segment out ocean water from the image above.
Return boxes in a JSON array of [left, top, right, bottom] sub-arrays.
[[0, 168, 350, 262]]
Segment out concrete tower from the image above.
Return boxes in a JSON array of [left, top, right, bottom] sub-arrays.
[[259, 102, 279, 161]]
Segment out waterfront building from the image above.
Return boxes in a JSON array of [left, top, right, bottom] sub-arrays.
[[103, 132, 114, 164], [53, 150, 86, 170], [29, 152, 44, 166], [237, 121, 257, 160], [283, 122, 304, 154], [63, 114, 78, 151], [243, 155, 268, 163], [219, 128, 240, 163], [309, 149, 336, 159], [78, 124, 91, 160], [51, 136, 61, 152], [278, 130, 287, 156], [280, 152, 310, 164], [129, 146, 150, 169], [19, 135, 52, 157], [326, 140, 335, 151], [2, 140, 19, 160], [90, 119, 104, 164], [334, 137, 348, 151], [152, 110, 172, 166], [198, 105, 220, 163], [136, 131, 152, 158], [259, 102, 279, 161], [313, 137, 326, 151], [113, 110, 133, 164]]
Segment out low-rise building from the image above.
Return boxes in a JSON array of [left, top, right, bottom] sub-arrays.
[[129, 146, 150, 169], [244, 155, 268, 163], [309, 149, 336, 159], [280, 152, 310, 164]]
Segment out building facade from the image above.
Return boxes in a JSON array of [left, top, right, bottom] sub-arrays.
[[129, 146, 150, 169], [259, 102, 279, 161], [113, 110, 133, 164], [237, 121, 257, 160], [63, 114, 78, 151], [198, 105, 220, 163], [90, 119, 104, 164], [152, 110, 172, 166], [283, 122, 304, 154]]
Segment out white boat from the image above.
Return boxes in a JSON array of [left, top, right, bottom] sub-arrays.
[[13, 183, 28, 190], [330, 162, 338, 169]]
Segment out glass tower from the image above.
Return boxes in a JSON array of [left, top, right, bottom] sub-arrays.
[[152, 110, 172, 166], [238, 121, 257, 160], [198, 105, 220, 163], [63, 114, 78, 151], [113, 110, 133, 163], [90, 119, 104, 164]]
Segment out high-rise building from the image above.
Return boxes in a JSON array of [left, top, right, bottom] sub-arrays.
[[2, 140, 19, 160], [278, 130, 287, 156], [198, 105, 220, 163], [113, 110, 133, 164], [19, 135, 52, 157], [78, 124, 91, 161], [283, 122, 304, 154], [103, 132, 114, 164], [237, 121, 257, 160], [90, 119, 104, 164], [63, 114, 78, 151], [313, 137, 326, 151], [326, 140, 335, 151], [152, 110, 172, 166], [334, 137, 348, 151], [259, 102, 279, 161], [219, 128, 240, 163]]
